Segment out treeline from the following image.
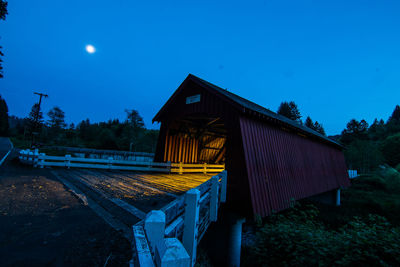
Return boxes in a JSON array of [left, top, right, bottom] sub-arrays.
[[340, 105, 400, 173], [4, 100, 159, 153], [277, 100, 326, 135]]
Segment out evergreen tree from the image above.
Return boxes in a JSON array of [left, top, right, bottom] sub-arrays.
[[313, 121, 326, 136], [388, 105, 400, 123], [277, 101, 302, 122], [47, 106, 66, 129], [0, 94, 9, 136], [28, 103, 43, 132], [387, 105, 400, 135], [305, 116, 314, 128], [341, 119, 369, 144]]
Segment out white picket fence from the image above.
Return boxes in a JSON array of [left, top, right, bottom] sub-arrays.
[[19, 149, 225, 174], [348, 169, 358, 179], [131, 171, 227, 267]]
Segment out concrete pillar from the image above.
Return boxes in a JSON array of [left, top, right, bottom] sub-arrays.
[[228, 215, 245, 267], [155, 238, 190, 267], [144, 210, 166, 254], [182, 189, 200, 267], [336, 189, 341, 206]]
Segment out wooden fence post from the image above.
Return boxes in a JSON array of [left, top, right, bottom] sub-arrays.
[[65, 154, 71, 169], [28, 150, 33, 165], [183, 188, 200, 267], [33, 149, 39, 168], [220, 170, 227, 203], [144, 210, 166, 254], [108, 157, 113, 170], [39, 153, 45, 168], [179, 162, 183, 174], [210, 176, 219, 222]]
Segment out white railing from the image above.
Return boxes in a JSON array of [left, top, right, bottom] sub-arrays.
[[19, 149, 225, 174], [131, 171, 227, 267], [348, 169, 358, 179]]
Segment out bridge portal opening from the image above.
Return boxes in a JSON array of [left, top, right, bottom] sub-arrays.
[[162, 114, 227, 164]]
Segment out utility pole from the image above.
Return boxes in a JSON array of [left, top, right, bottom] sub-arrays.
[[31, 92, 48, 147]]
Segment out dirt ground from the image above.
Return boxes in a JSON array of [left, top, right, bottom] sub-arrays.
[[0, 154, 131, 267]]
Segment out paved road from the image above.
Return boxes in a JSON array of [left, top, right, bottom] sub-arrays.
[[0, 137, 12, 163]]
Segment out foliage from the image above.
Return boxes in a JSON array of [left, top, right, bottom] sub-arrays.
[[339, 105, 400, 172], [0, 94, 9, 136], [380, 133, 400, 167], [305, 116, 326, 135], [277, 101, 302, 122], [47, 106, 66, 129], [9, 107, 159, 153], [340, 119, 369, 145], [0, 0, 7, 79], [344, 140, 383, 173], [250, 204, 400, 267]]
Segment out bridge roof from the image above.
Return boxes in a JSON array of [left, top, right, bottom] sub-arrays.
[[154, 74, 342, 148]]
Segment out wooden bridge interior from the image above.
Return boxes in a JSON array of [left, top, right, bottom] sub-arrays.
[[162, 114, 227, 164]]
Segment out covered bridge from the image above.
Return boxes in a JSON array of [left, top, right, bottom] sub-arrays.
[[153, 74, 350, 217]]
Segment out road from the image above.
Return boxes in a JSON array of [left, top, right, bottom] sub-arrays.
[[0, 137, 12, 164]]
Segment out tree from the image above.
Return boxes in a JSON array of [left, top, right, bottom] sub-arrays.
[[0, 1, 8, 79], [277, 101, 301, 122], [125, 109, 144, 129], [47, 106, 66, 129], [388, 105, 400, 123], [0, 94, 8, 136], [380, 133, 400, 167], [305, 116, 313, 128], [387, 105, 400, 135], [304, 116, 326, 135], [368, 118, 386, 141], [28, 103, 43, 131], [313, 121, 326, 136]]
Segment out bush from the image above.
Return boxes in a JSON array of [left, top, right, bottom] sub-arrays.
[[381, 133, 400, 167], [250, 205, 400, 267]]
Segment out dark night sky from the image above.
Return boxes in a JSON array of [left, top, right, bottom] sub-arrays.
[[1, 0, 400, 134]]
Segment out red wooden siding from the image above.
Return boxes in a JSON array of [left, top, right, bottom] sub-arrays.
[[240, 116, 350, 217]]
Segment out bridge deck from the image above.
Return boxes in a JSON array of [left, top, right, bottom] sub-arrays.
[[52, 169, 216, 240]]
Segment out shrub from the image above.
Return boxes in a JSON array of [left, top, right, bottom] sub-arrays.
[[250, 204, 400, 267]]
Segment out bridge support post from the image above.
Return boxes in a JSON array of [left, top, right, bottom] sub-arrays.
[[336, 189, 341, 206], [183, 189, 200, 267], [228, 214, 245, 267]]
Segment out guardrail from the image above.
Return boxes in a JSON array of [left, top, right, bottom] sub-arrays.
[[19, 149, 225, 174], [348, 169, 358, 179], [131, 171, 227, 267]]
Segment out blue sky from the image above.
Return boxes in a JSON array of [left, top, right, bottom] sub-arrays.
[[1, 0, 399, 134]]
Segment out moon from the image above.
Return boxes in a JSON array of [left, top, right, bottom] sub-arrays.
[[85, 44, 96, 54]]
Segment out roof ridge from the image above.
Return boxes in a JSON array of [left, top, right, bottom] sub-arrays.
[[188, 74, 341, 147]]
